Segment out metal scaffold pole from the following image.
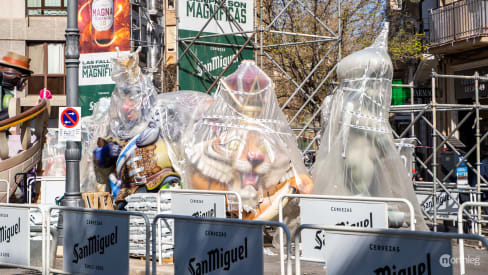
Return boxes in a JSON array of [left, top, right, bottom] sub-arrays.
[[475, 71, 482, 236], [432, 70, 438, 232]]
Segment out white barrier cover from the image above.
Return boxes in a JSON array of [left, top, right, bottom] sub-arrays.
[[417, 192, 459, 215], [174, 220, 263, 275], [0, 207, 29, 266], [326, 232, 452, 275], [63, 212, 129, 274], [171, 193, 226, 218], [41, 179, 65, 205], [300, 199, 387, 261]]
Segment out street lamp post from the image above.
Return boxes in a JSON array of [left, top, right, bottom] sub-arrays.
[[63, 0, 84, 208]]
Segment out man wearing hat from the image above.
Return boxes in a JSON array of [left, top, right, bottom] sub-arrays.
[[0, 51, 33, 120]]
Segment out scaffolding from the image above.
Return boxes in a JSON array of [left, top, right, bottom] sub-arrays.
[[174, 0, 342, 159], [130, 0, 165, 87], [390, 71, 488, 234]]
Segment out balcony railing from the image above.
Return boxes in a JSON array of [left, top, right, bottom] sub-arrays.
[[429, 0, 488, 46]]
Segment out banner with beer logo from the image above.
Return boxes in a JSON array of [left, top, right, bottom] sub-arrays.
[[178, 0, 254, 93], [63, 211, 129, 274], [78, 0, 130, 116]]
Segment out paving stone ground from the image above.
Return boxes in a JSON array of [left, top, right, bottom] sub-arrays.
[[1, 244, 487, 274]]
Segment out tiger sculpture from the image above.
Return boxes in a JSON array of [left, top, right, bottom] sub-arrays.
[[183, 61, 313, 220]]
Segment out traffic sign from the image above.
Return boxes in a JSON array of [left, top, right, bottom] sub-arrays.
[[59, 107, 82, 142], [60, 107, 80, 128]]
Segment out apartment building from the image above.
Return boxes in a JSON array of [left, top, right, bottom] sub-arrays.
[[426, 0, 488, 151], [0, 0, 68, 110]]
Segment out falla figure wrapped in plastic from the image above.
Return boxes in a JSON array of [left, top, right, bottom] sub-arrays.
[[312, 23, 428, 230], [182, 61, 313, 220], [92, 49, 181, 209]]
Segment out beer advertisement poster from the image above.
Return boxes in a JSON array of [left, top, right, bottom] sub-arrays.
[[0, 207, 29, 266], [177, 0, 254, 93], [325, 233, 453, 275], [78, 0, 131, 116], [63, 211, 129, 274], [174, 219, 264, 274], [300, 199, 388, 262]]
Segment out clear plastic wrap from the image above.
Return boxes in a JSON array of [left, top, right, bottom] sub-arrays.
[[318, 94, 333, 146], [80, 97, 111, 192], [181, 61, 313, 220], [151, 91, 213, 174], [86, 50, 183, 205], [312, 24, 428, 230], [41, 129, 66, 177], [108, 49, 156, 140], [395, 138, 417, 180]]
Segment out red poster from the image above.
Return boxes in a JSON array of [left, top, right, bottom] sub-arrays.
[[78, 0, 130, 54]]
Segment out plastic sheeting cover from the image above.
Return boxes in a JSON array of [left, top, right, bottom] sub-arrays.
[[312, 24, 428, 230], [181, 61, 313, 220]]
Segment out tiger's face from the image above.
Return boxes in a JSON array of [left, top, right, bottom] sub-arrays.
[[189, 127, 293, 211]]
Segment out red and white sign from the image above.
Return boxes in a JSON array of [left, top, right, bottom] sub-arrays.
[[58, 107, 82, 142]]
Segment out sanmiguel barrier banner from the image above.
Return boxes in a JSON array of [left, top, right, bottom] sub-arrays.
[[300, 199, 387, 262], [174, 219, 264, 274], [178, 0, 254, 93], [78, 0, 131, 116], [171, 193, 226, 218], [417, 192, 459, 217], [64, 211, 129, 274], [326, 232, 453, 275], [0, 207, 29, 266]]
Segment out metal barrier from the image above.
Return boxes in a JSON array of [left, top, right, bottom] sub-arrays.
[[277, 194, 416, 270], [294, 224, 488, 275], [458, 201, 488, 275], [156, 189, 243, 263], [0, 179, 9, 203], [44, 206, 151, 275], [0, 203, 45, 273], [151, 214, 292, 275], [26, 176, 65, 205], [157, 188, 243, 219]]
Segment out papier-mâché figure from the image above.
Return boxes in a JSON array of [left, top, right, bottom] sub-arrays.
[[182, 61, 313, 220], [93, 50, 180, 209], [312, 24, 427, 230]]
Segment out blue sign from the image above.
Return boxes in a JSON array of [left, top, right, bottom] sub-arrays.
[[60, 107, 80, 128], [457, 155, 468, 187]]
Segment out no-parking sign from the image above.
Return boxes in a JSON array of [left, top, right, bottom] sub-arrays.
[[58, 107, 81, 142]]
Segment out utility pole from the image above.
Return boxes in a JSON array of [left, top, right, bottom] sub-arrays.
[[63, 0, 84, 209]]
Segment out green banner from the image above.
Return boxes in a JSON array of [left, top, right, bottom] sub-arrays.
[[79, 84, 114, 117], [178, 30, 254, 94]]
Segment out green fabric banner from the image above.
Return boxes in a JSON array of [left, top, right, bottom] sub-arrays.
[[79, 84, 114, 117], [178, 29, 254, 94]]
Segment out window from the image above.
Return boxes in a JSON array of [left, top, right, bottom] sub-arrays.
[[27, 42, 65, 95], [27, 0, 68, 16]]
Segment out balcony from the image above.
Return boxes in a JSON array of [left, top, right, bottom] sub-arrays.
[[429, 0, 488, 54]]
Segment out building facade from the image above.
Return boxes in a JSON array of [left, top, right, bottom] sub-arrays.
[[0, 0, 68, 110], [427, 0, 488, 155]]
